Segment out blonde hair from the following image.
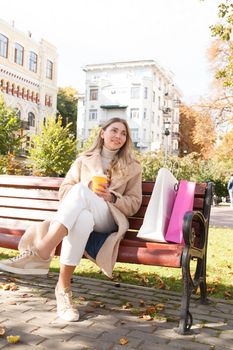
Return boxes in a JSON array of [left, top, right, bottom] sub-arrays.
[[84, 117, 135, 175]]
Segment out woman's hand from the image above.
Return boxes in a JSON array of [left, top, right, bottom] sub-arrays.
[[94, 183, 114, 202]]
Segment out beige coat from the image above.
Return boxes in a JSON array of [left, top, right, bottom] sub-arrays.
[[19, 150, 142, 278]]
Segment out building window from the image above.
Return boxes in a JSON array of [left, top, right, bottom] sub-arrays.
[[29, 51, 38, 73], [45, 95, 52, 107], [28, 112, 35, 127], [130, 108, 139, 119], [0, 79, 4, 91], [22, 88, 26, 99], [144, 87, 148, 99], [130, 86, 140, 99], [143, 128, 146, 140], [0, 34, 8, 58], [89, 88, 98, 101], [6, 82, 10, 94], [46, 59, 53, 79], [16, 86, 20, 97], [131, 128, 139, 141], [26, 136, 31, 148], [151, 111, 155, 123], [153, 91, 155, 102], [14, 43, 24, 65], [158, 96, 161, 109], [143, 108, 147, 119], [151, 131, 154, 141], [89, 109, 97, 120], [158, 78, 161, 90]]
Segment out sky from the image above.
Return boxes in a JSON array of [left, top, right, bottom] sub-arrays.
[[1, 0, 221, 103]]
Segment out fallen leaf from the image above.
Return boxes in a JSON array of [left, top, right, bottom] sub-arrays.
[[0, 327, 6, 336], [9, 285, 18, 291], [224, 291, 232, 298], [122, 302, 133, 309], [7, 335, 21, 344], [119, 337, 128, 345], [142, 314, 153, 321], [207, 287, 216, 294], [155, 303, 165, 311], [146, 307, 156, 314], [158, 281, 166, 289]]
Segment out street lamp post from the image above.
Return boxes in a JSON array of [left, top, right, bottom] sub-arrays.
[[164, 120, 170, 164]]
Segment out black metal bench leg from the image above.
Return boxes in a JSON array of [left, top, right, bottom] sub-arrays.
[[199, 254, 208, 305], [175, 249, 193, 335]]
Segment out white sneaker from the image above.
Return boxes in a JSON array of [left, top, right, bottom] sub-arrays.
[[0, 250, 51, 275], [55, 284, 79, 322]]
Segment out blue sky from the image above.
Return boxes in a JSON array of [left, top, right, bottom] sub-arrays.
[[1, 0, 220, 103]]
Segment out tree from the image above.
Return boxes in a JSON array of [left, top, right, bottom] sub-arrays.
[[215, 128, 233, 165], [79, 126, 100, 153], [179, 104, 215, 158], [192, 111, 216, 159], [210, 1, 233, 89], [57, 87, 78, 137], [178, 104, 199, 156], [28, 116, 77, 176], [0, 94, 21, 155]]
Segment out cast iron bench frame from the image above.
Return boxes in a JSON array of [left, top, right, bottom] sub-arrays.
[[0, 174, 213, 335]]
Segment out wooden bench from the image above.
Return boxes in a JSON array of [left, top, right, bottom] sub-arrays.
[[0, 174, 213, 335]]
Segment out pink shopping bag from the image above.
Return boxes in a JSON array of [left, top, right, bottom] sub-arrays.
[[165, 180, 196, 244]]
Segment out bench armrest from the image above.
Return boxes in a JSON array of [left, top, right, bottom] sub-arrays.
[[182, 210, 207, 257]]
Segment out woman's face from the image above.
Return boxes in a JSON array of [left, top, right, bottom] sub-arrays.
[[101, 122, 127, 151]]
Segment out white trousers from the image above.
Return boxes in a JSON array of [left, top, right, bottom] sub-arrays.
[[53, 183, 117, 266]]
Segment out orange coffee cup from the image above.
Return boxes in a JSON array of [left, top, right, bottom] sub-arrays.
[[92, 174, 107, 193]]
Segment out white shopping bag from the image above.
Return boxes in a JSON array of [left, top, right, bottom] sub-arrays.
[[137, 168, 178, 242]]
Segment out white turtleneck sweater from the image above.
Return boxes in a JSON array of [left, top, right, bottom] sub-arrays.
[[101, 146, 118, 174]]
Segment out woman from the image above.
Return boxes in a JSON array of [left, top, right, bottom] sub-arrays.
[[0, 118, 142, 322]]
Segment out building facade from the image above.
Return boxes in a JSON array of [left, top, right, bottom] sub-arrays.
[[77, 60, 181, 153], [0, 18, 58, 152]]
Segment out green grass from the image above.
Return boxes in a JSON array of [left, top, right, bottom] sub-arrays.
[[0, 226, 232, 302]]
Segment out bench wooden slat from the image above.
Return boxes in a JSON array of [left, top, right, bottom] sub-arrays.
[[117, 245, 182, 267], [0, 187, 59, 200], [0, 198, 59, 210], [0, 207, 55, 221], [0, 175, 63, 189], [0, 233, 20, 250], [0, 218, 35, 232]]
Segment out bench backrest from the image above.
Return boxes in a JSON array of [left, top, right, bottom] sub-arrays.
[[0, 175, 210, 244]]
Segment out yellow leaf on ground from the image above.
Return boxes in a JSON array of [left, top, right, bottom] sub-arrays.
[[119, 337, 128, 345], [156, 303, 165, 311], [7, 335, 21, 343]]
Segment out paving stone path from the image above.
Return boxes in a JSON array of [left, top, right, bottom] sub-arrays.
[[0, 272, 233, 350]]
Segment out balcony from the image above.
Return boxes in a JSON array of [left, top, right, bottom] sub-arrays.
[[172, 132, 179, 138], [162, 107, 171, 114], [100, 104, 128, 109]]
